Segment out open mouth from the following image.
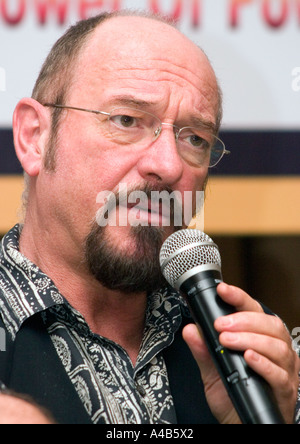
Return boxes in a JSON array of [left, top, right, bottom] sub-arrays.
[[96, 185, 180, 228], [121, 199, 171, 227]]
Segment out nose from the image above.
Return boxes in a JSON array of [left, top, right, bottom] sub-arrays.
[[136, 125, 184, 187]]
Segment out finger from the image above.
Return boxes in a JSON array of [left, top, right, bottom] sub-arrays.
[[244, 350, 299, 424], [215, 312, 291, 343], [218, 331, 294, 370], [217, 283, 263, 314], [244, 349, 290, 391]]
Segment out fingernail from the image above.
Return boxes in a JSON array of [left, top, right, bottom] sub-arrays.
[[217, 316, 234, 328], [217, 282, 228, 292], [248, 350, 260, 362]]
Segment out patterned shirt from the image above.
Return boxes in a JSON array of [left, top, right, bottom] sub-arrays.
[[0, 225, 191, 424]]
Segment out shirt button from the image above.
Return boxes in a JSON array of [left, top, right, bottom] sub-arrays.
[[135, 382, 146, 397]]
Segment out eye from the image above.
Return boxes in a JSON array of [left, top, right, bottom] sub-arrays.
[[188, 134, 206, 148], [182, 132, 210, 151], [111, 114, 137, 128]]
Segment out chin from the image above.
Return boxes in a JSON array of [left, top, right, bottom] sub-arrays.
[[85, 222, 173, 294]]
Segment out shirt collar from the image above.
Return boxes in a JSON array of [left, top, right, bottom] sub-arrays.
[[0, 225, 189, 344], [0, 225, 64, 339]]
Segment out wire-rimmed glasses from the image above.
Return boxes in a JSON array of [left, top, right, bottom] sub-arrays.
[[43, 103, 230, 168]]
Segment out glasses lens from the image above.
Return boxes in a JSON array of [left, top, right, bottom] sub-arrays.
[[209, 137, 226, 167], [108, 108, 160, 145], [106, 108, 226, 167], [177, 128, 225, 168]]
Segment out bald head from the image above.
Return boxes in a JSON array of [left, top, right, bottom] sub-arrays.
[[90, 14, 204, 62], [32, 10, 222, 128]]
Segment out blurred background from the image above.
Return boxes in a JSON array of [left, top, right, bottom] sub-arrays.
[[0, 0, 300, 330]]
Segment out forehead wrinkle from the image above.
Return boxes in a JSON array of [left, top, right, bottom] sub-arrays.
[[83, 15, 216, 91], [91, 68, 218, 130], [75, 19, 220, 125], [102, 56, 212, 91], [149, 55, 210, 82], [100, 64, 218, 121], [107, 54, 219, 110]]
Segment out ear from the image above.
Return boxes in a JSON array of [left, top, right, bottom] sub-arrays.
[[13, 98, 50, 177]]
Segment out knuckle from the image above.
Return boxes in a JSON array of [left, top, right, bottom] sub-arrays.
[[272, 315, 285, 332], [279, 369, 290, 388], [279, 340, 291, 360]]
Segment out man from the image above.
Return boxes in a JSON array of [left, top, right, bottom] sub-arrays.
[[0, 10, 298, 424]]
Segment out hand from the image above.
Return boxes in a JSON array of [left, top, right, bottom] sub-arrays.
[[183, 283, 300, 424]]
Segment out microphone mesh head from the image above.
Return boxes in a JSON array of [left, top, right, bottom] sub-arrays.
[[160, 229, 221, 287]]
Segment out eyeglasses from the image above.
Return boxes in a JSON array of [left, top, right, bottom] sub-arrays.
[[43, 104, 230, 168]]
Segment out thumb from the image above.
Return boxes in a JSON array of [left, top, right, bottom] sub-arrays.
[[183, 323, 238, 423], [182, 324, 215, 378], [182, 323, 218, 381]]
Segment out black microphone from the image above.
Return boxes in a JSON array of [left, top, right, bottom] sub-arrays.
[[159, 229, 285, 424]]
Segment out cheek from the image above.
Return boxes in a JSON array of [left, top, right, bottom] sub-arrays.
[[181, 167, 207, 209], [54, 125, 124, 184], [52, 142, 137, 222], [182, 165, 208, 193]]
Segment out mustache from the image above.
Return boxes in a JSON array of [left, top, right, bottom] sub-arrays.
[[115, 183, 175, 204], [96, 182, 186, 228]]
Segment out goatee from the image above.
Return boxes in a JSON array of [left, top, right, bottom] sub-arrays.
[[84, 183, 187, 294], [85, 223, 169, 294]]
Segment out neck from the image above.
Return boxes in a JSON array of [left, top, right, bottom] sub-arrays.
[[19, 221, 147, 366]]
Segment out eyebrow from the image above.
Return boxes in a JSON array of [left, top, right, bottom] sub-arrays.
[[106, 95, 158, 109], [188, 116, 218, 134], [106, 94, 218, 133]]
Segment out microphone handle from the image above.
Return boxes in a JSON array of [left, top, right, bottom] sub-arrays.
[[180, 270, 286, 424]]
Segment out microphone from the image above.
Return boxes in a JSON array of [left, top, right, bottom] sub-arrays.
[[160, 229, 285, 424]]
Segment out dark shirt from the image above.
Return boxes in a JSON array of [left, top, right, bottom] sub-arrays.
[[0, 225, 216, 424]]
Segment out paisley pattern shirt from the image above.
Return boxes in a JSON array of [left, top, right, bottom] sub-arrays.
[[0, 225, 191, 424]]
